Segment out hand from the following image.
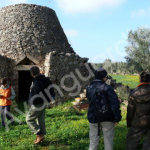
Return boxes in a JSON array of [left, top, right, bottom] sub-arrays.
[[51, 100, 55, 105], [46, 100, 56, 109], [46, 103, 52, 109], [114, 122, 118, 125]]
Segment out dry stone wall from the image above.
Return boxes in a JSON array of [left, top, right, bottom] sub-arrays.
[[44, 51, 94, 104], [0, 4, 94, 102], [0, 56, 17, 92], [0, 4, 74, 63]]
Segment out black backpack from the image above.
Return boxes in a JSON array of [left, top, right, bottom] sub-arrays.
[[94, 83, 114, 123], [87, 82, 114, 136], [42, 77, 55, 103]]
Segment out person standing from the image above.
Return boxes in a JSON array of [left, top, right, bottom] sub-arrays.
[[126, 71, 150, 150], [0, 77, 15, 127], [86, 67, 121, 150], [26, 66, 55, 144]]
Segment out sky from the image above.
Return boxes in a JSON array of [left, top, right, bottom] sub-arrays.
[[0, 0, 150, 63]]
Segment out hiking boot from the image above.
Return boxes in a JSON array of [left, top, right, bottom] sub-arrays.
[[34, 135, 44, 144]]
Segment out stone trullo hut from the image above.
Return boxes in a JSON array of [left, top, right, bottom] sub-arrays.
[[0, 4, 94, 103]]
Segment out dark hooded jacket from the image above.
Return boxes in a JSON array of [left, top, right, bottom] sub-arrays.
[[127, 84, 150, 128], [87, 79, 121, 123], [28, 74, 55, 106]]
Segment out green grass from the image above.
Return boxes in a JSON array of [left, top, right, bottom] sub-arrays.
[[0, 100, 143, 150], [0, 100, 126, 150], [110, 74, 139, 88]]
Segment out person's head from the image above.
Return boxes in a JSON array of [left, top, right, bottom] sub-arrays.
[[1, 77, 8, 86], [139, 71, 150, 83], [30, 66, 40, 77], [94, 67, 108, 82]]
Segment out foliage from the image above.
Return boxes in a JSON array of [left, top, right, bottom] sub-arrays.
[[109, 74, 139, 101], [103, 59, 112, 73], [91, 27, 150, 74], [90, 63, 103, 70], [115, 86, 129, 101], [125, 27, 150, 72], [91, 61, 132, 74], [110, 74, 139, 88]]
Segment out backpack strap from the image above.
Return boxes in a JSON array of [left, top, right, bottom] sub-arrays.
[[96, 83, 106, 136], [96, 83, 106, 95], [98, 122, 100, 136]]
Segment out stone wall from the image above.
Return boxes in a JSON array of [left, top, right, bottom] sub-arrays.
[[0, 4, 74, 64], [44, 51, 95, 104], [0, 55, 17, 93], [0, 4, 94, 102]]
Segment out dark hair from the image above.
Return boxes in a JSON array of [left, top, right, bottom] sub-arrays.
[[30, 66, 40, 76], [1, 77, 8, 85], [140, 71, 150, 83], [94, 67, 107, 80]]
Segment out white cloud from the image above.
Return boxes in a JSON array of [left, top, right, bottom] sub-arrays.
[[0, 0, 27, 8], [131, 9, 147, 17], [65, 29, 79, 37], [56, 0, 126, 14]]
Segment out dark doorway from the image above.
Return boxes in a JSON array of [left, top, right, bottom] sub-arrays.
[[18, 71, 33, 101]]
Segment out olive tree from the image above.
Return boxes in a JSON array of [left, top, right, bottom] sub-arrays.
[[125, 27, 150, 72]]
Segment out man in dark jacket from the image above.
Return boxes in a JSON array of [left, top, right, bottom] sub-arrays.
[[126, 71, 150, 150], [87, 67, 121, 150], [26, 66, 55, 144]]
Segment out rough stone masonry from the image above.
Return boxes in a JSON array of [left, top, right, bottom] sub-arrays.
[[0, 4, 94, 103]]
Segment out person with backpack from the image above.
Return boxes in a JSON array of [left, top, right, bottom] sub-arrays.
[[86, 67, 121, 150], [126, 71, 150, 150], [26, 66, 55, 144], [0, 77, 16, 127]]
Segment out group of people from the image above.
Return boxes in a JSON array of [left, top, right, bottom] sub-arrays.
[[0, 66, 55, 144], [0, 65, 150, 149], [87, 67, 150, 150]]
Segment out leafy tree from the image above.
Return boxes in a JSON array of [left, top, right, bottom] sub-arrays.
[[91, 63, 103, 69], [111, 62, 118, 73], [103, 59, 112, 73], [125, 27, 150, 72]]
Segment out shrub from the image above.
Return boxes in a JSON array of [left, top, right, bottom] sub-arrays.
[[116, 86, 130, 101]]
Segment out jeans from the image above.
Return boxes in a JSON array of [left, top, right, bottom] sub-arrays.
[[26, 104, 46, 135], [89, 122, 115, 150], [0, 105, 14, 127], [126, 126, 150, 150]]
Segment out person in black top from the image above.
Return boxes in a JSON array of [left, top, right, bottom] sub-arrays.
[[87, 67, 121, 150], [26, 66, 55, 144]]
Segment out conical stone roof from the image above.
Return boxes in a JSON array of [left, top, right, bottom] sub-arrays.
[[0, 4, 75, 63]]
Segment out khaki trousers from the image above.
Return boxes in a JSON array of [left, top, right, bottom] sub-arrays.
[[26, 104, 46, 135], [89, 122, 115, 150]]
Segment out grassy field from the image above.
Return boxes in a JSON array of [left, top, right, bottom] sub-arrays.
[[0, 73, 143, 150], [0, 98, 146, 150], [1, 99, 146, 150], [0, 75, 144, 150], [110, 74, 139, 88]]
